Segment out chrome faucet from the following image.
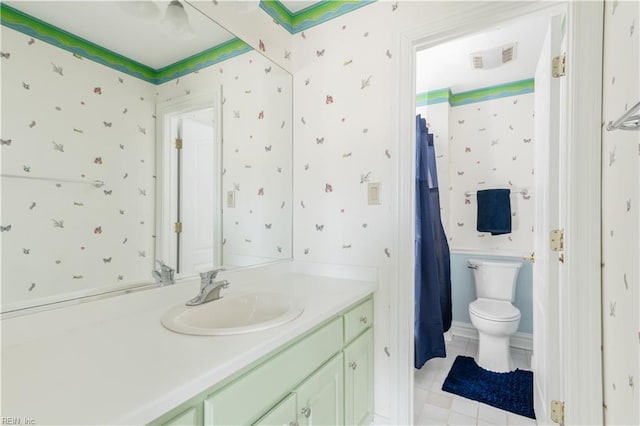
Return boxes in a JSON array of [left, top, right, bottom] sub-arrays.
[[153, 261, 175, 286], [186, 268, 229, 306]]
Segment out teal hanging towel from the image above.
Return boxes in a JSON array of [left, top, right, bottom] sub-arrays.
[[476, 189, 512, 235]]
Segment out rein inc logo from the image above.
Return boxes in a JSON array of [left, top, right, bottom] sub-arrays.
[[2, 418, 35, 425]]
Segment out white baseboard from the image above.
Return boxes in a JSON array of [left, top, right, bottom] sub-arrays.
[[450, 320, 533, 351]]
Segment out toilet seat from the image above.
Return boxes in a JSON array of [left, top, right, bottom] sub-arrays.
[[469, 298, 521, 322]]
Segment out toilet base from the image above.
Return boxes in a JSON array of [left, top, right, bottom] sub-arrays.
[[475, 331, 514, 373]]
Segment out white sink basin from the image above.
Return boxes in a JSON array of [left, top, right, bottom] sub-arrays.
[[161, 291, 304, 336]]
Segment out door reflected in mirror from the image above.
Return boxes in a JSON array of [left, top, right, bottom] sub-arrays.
[[0, 1, 292, 313]]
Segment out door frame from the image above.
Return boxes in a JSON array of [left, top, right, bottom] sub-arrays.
[[155, 91, 223, 275], [392, 2, 603, 425]]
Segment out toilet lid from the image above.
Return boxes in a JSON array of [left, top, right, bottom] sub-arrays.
[[469, 298, 521, 322]]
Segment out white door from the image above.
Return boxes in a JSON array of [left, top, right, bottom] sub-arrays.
[[532, 14, 563, 424], [180, 108, 216, 277]]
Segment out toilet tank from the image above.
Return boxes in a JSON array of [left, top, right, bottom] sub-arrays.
[[468, 258, 523, 302]]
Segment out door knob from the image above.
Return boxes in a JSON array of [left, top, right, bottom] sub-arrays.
[[301, 407, 311, 418], [349, 361, 358, 370], [360, 316, 368, 324]]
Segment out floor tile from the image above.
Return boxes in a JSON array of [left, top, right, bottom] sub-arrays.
[[450, 396, 479, 418], [465, 342, 479, 357], [419, 402, 450, 423], [448, 410, 478, 425], [414, 386, 429, 413], [415, 369, 436, 391], [415, 414, 448, 426], [507, 413, 537, 425], [426, 390, 452, 410], [414, 337, 537, 425], [478, 403, 509, 425], [447, 337, 469, 354]]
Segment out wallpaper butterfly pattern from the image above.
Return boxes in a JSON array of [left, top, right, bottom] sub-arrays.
[[418, 94, 536, 253], [601, 1, 639, 424], [1, 27, 156, 308], [156, 50, 293, 268], [1, 26, 292, 307]]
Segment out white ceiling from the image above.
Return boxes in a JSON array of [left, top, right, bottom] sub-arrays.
[[416, 7, 563, 94], [5, 1, 235, 69]]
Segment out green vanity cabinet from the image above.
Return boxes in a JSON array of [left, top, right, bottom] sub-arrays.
[[160, 406, 202, 426], [253, 393, 297, 426], [343, 328, 374, 426], [254, 353, 344, 426], [295, 353, 344, 426], [204, 317, 343, 425], [149, 296, 373, 426]]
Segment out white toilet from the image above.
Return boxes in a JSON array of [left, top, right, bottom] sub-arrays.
[[467, 258, 523, 373]]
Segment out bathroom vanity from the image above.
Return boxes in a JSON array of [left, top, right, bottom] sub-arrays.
[[153, 295, 373, 426], [0, 263, 376, 425]]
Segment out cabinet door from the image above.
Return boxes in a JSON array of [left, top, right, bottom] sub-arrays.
[[253, 393, 297, 426], [344, 328, 373, 426], [295, 353, 344, 426]]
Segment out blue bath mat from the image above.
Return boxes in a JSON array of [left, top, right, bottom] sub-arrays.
[[442, 355, 536, 419]]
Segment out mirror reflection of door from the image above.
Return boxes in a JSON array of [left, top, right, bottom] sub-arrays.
[[170, 107, 216, 276], [156, 92, 222, 279]]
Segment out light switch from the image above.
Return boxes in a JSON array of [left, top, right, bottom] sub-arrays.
[[227, 191, 235, 208], [368, 182, 381, 205]]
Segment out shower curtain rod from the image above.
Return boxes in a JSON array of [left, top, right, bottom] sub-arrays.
[[465, 188, 529, 197], [606, 101, 640, 131]]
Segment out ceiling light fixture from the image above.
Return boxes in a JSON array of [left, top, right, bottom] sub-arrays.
[[162, 0, 195, 40]]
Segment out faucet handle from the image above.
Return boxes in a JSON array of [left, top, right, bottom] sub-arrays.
[[156, 260, 173, 272], [154, 260, 175, 285], [200, 267, 225, 283]]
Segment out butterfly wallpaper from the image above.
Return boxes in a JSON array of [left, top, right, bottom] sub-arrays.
[[1, 26, 156, 307], [600, 1, 639, 423], [156, 49, 293, 267], [417, 94, 536, 252]]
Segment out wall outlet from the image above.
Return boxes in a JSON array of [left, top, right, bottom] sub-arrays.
[[368, 182, 381, 205]]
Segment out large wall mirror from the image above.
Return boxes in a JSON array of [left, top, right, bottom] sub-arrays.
[[0, 1, 293, 313]]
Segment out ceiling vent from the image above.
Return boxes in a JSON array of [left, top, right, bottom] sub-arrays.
[[470, 43, 517, 69]]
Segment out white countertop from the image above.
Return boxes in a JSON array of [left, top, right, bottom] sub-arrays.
[[0, 262, 376, 425]]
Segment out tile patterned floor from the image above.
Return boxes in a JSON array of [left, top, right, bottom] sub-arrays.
[[414, 336, 537, 426]]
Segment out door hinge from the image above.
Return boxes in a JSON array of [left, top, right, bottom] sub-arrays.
[[552, 54, 566, 78], [175, 138, 183, 150], [551, 400, 565, 425], [550, 229, 564, 252], [174, 222, 182, 233]]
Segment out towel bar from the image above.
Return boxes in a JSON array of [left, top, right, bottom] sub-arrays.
[[1, 174, 105, 188], [606, 101, 640, 131], [465, 188, 528, 197]]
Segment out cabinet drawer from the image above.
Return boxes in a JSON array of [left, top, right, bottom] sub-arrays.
[[343, 299, 373, 343], [205, 317, 343, 425]]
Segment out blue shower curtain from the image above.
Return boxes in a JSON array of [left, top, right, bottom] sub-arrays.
[[414, 114, 452, 369]]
